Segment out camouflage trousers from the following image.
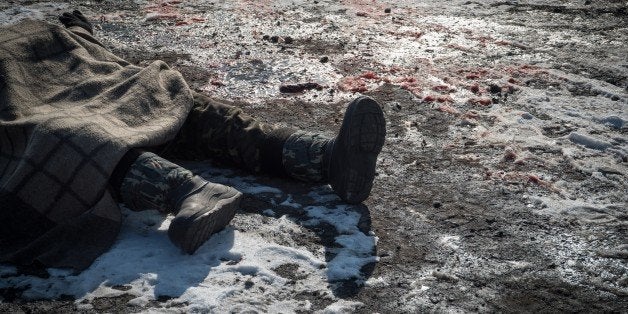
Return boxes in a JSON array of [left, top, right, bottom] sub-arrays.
[[116, 93, 331, 212], [119, 151, 193, 212], [162, 92, 330, 182]]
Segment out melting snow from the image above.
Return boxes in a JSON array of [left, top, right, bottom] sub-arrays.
[[0, 166, 378, 312]]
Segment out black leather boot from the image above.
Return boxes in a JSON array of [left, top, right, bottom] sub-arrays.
[[282, 96, 386, 204], [323, 96, 386, 204], [167, 176, 241, 254], [118, 152, 242, 253]]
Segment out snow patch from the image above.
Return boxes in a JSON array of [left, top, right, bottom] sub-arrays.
[[317, 300, 364, 314], [0, 167, 378, 311]]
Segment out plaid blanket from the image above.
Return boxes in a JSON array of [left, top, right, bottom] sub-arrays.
[[0, 20, 193, 270]]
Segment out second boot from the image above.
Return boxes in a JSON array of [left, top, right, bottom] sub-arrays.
[[118, 151, 242, 253], [282, 96, 386, 204]]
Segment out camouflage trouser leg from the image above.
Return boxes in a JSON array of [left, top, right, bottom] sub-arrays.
[[163, 92, 295, 175], [163, 92, 332, 182], [119, 152, 193, 212], [282, 132, 330, 182]]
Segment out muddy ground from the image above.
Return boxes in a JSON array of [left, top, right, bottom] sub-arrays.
[[1, 0, 627, 312]]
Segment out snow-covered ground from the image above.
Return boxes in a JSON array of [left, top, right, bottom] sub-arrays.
[[1, 0, 627, 312], [0, 165, 377, 312]]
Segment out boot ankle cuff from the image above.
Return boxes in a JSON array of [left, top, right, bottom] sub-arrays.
[[119, 152, 193, 212], [260, 128, 295, 176], [282, 131, 330, 182]]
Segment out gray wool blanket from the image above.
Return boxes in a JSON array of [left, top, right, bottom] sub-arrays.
[[0, 20, 193, 270]]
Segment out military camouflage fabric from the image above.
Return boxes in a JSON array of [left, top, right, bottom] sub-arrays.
[[120, 152, 193, 212], [163, 93, 276, 173], [282, 132, 330, 182], [162, 92, 330, 182]]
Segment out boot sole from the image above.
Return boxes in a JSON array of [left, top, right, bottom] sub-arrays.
[[168, 185, 242, 254], [329, 96, 386, 204]]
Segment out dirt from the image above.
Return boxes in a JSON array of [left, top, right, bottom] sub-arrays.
[[1, 0, 627, 312]]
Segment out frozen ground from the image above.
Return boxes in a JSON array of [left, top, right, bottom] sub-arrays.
[[1, 165, 376, 312], [1, 0, 627, 313]]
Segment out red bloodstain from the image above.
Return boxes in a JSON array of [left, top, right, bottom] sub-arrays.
[[391, 76, 421, 95], [508, 78, 519, 84], [503, 150, 517, 161], [436, 95, 454, 103], [338, 77, 369, 92], [395, 76, 416, 83], [360, 71, 379, 79], [469, 84, 480, 94], [528, 175, 541, 184], [338, 71, 382, 92], [467, 98, 492, 106], [432, 85, 455, 92], [210, 80, 224, 87], [436, 104, 459, 114], [423, 95, 435, 102], [505, 84, 518, 93], [387, 66, 403, 74], [462, 110, 480, 119]]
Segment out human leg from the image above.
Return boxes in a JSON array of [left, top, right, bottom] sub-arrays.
[[284, 96, 386, 204], [110, 149, 242, 253], [165, 93, 386, 204]]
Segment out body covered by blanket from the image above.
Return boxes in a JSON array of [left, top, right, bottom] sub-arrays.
[[0, 20, 194, 270]]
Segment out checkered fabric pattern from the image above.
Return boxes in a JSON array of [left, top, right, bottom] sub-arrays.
[[0, 20, 193, 270]]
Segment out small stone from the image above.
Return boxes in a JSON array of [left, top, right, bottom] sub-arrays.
[[433, 271, 459, 282], [384, 8, 392, 13], [597, 166, 622, 175], [599, 116, 624, 129], [433, 202, 442, 208], [488, 84, 502, 94], [320, 56, 329, 63], [521, 112, 534, 119], [284, 36, 294, 44], [270, 35, 279, 43], [244, 280, 254, 289]]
